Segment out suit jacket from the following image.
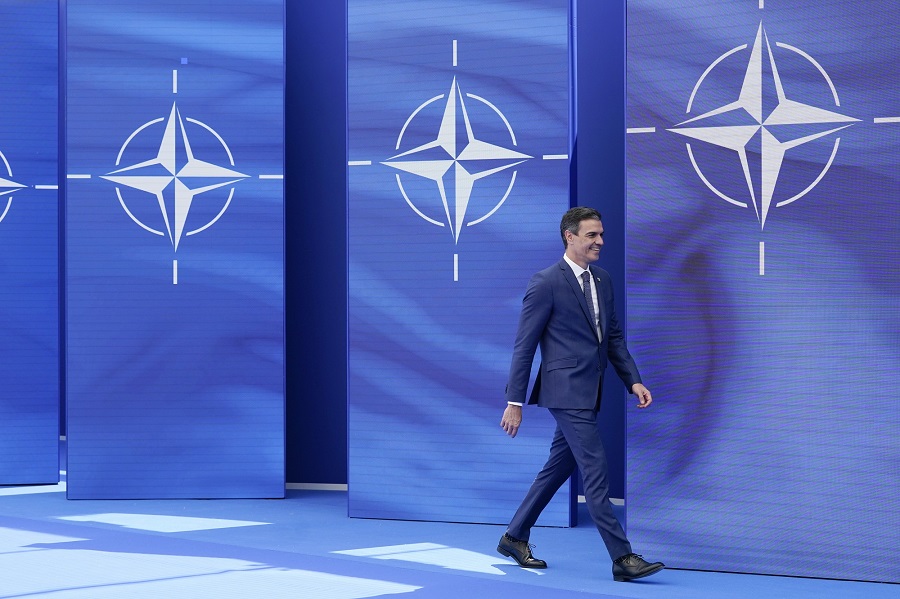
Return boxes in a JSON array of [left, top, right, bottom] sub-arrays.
[[505, 259, 641, 410]]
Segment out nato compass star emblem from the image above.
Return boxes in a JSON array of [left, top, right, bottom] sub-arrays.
[[102, 101, 248, 283], [70, 66, 272, 285], [382, 74, 531, 246], [670, 21, 858, 230], [626, 1, 900, 275], [349, 41, 564, 281]]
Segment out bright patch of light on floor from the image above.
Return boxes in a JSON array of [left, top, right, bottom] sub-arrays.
[[335, 543, 536, 575], [58, 513, 270, 532], [0, 482, 66, 496]]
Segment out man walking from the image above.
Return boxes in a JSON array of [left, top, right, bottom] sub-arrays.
[[498, 207, 664, 582]]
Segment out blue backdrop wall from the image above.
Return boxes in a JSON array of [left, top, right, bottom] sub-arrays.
[[346, 0, 574, 525], [65, 0, 285, 499], [624, 0, 900, 582], [0, 0, 60, 486]]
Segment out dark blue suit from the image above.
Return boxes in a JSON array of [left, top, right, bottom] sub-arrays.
[[506, 259, 641, 560]]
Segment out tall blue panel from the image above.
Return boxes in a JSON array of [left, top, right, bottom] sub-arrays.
[[0, 1, 59, 485], [284, 1, 348, 485], [574, 0, 628, 499], [66, 0, 284, 498], [348, 0, 573, 524], [626, 0, 900, 582]]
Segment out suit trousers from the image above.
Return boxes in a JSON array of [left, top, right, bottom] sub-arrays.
[[507, 407, 632, 561]]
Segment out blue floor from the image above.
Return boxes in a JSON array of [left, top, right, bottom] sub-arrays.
[[1, 470, 897, 598]]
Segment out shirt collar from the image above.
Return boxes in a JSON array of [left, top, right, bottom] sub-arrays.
[[563, 254, 589, 279]]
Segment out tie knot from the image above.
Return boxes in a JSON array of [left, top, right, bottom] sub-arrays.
[[581, 271, 590, 285]]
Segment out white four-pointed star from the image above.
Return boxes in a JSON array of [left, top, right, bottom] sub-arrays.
[[382, 77, 531, 241], [669, 23, 859, 228], [102, 102, 248, 250]]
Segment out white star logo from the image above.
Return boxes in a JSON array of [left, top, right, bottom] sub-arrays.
[[669, 21, 859, 230], [63, 67, 282, 284], [349, 39, 568, 281], [103, 101, 248, 252], [383, 76, 531, 242]]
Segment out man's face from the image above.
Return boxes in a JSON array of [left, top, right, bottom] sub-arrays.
[[565, 218, 604, 267]]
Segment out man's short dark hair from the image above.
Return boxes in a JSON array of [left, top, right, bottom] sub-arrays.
[[560, 207, 601, 248]]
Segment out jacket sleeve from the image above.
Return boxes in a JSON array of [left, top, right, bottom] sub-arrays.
[[505, 271, 552, 404]]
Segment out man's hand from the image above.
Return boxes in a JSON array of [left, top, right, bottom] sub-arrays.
[[501, 404, 523, 438], [632, 383, 653, 408]]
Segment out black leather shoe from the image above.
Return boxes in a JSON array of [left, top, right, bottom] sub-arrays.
[[612, 553, 664, 581], [497, 533, 547, 568]]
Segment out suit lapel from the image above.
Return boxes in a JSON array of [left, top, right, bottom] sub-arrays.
[[560, 260, 600, 341]]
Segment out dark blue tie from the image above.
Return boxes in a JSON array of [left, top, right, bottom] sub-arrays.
[[581, 271, 598, 338]]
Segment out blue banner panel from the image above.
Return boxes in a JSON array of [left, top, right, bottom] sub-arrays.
[[348, 0, 572, 524], [626, 0, 900, 582], [0, 1, 59, 485], [66, 0, 284, 498]]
